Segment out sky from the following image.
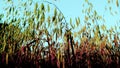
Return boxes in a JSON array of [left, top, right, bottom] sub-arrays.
[[54, 0, 120, 29], [0, 0, 120, 35]]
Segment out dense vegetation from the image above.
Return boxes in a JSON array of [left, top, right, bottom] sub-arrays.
[[0, 0, 120, 68]]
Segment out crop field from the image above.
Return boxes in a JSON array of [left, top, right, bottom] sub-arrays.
[[0, 0, 120, 68]]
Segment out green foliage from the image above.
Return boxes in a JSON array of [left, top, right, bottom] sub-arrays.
[[0, 0, 66, 53], [70, 18, 75, 29], [47, 4, 50, 12], [116, 0, 119, 7], [41, 3, 45, 11], [75, 17, 80, 27], [0, 0, 120, 67]]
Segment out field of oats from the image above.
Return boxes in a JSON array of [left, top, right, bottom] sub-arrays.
[[0, 0, 120, 68]]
